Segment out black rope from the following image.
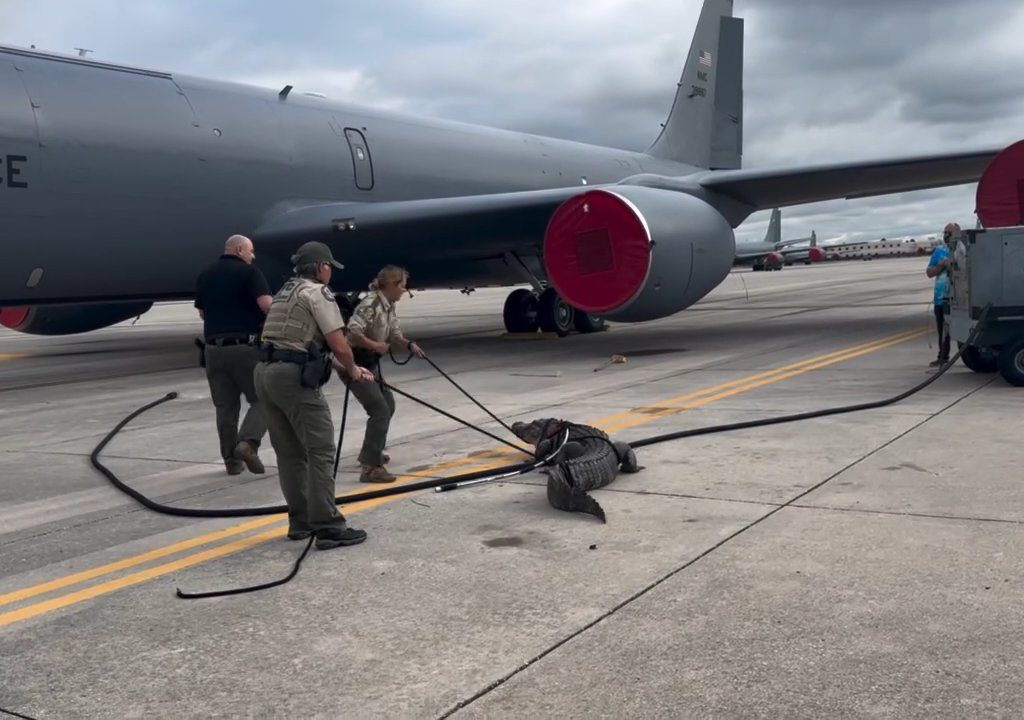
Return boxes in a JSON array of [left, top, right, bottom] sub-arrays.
[[332, 383, 351, 479], [383, 381, 533, 457], [377, 352, 530, 456], [424, 355, 518, 435], [175, 535, 315, 599]]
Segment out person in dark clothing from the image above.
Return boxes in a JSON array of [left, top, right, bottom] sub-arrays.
[[195, 234, 273, 475]]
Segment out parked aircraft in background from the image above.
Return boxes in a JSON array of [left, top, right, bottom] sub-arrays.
[[0, 0, 1000, 337], [734, 209, 821, 271]]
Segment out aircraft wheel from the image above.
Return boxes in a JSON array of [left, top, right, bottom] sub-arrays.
[[538, 288, 575, 337], [959, 343, 998, 373], [573, 310, 606, 334], [503, 289, 539, 333], [997, 337, 1024, 386]]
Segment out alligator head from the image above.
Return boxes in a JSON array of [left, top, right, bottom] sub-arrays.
[[510, 418, 567, 446]]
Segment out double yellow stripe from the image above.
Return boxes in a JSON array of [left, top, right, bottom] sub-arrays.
[[0, 326, 928, 628]]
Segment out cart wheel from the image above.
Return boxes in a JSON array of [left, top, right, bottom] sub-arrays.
[[959, 343, 998, 373], [997, 337, 1024, 386]]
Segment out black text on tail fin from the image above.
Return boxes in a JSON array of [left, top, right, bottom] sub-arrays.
[[646, 0, 743, 170]]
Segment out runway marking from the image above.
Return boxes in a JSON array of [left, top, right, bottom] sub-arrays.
[[0, 353, 29, 361], [0, 327, 928, 629], [0, 456, 520, 628], [0, 453, 508, 611]]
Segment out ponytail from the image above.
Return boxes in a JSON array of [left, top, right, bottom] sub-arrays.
[[369, 265, 408, 292]]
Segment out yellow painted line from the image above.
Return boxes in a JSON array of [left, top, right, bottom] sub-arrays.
[[0, 326, 928, 628], [0, 353, 29, 361], [592, 327, 925, 428], [600, 328, 929, 434], [0, 455, 528, 629], [0, 451, 524, 610], [0, 514, 285, 608]]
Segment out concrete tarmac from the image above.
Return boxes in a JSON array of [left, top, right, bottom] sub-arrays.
[[1, 257, 1021, 718]]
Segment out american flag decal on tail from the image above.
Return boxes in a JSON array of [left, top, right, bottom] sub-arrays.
[[699, 50, 712, 67]]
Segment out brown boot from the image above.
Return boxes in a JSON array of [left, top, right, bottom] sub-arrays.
[[234, 441, 265, 474], [360, 465, 397, 483]]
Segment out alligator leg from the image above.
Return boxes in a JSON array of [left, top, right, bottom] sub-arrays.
[[545, 466, 607, 523], [615, 442, 643, 473]]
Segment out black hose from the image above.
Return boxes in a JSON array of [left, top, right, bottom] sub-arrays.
[[0, 706, 39, 720], [92, 307, 989, 598], [93, 309, 990, 518], [175, 535, 314, 599], [633, 304, 990, 449]]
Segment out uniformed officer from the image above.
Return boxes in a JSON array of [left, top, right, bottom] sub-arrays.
[[254, 241, 375, 550], [194, 234, 272, 475], [345, 265, 425, 483]]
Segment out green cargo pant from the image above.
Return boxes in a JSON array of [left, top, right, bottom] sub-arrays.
[[345, 370, 395, 466], [204, 344, 266, 465], [253, 361, 346, 533]]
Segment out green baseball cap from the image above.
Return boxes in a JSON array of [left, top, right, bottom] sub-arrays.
[[290, 241, 344, 269]]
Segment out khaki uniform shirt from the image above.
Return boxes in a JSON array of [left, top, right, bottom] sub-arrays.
[[262, 278, 344, 352], [347, 291, 403, 345]]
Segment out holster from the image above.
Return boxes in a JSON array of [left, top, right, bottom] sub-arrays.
[[302, 340, 333, 389]]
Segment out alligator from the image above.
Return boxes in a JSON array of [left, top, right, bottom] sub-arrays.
[[510, 418, 642, 522]]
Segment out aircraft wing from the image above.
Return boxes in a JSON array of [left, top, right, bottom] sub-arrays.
[[698, 148, 1000, 210], [254, 186, 590, 264]]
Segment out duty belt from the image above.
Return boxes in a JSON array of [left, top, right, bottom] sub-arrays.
[[259, 344, 308, 364], [206, 333, 257, 346]]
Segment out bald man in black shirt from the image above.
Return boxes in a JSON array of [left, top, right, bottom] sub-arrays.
[[195, 234, 273, 475]]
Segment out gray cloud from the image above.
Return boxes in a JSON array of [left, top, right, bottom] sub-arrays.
[[2, 0, 1020, 246]]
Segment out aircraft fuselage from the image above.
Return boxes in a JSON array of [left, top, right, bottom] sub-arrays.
[[0, 46, 692, 306]]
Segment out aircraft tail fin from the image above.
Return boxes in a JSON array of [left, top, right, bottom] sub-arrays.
[[811, 231, 817, 247], [764, 208, 781, 246], [646, 0, 743, 169]]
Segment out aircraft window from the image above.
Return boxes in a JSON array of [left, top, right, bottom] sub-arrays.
[[27, 268, 43, 288], [213, 128, 222, 137], [356, 147, 366, 161]]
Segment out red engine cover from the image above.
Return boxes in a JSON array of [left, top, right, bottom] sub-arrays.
[[543, 190, 652, 314], [0, 307, 29, 330], [807, 247, 824, 262], [977, 139, 1024, 228]]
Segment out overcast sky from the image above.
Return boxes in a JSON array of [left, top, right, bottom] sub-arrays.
[[3, 0, 1021, 245]]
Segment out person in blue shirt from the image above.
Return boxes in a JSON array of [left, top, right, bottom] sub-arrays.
[[925, 223, 959, 366]]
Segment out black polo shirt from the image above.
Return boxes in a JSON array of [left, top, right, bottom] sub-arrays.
[[194, 255, 271, 339]]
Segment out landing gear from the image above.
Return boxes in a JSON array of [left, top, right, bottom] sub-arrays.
[[574, 310, 607, 334], [502, 288, 603, 336], [503, 288, 539, 333], [538, 288, 574, 336]]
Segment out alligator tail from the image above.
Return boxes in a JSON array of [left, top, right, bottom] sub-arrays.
[[546, 470, 607, 523]]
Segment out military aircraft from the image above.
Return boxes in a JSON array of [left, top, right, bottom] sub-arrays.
[[0, 0, 1002, 337], [734, 208, 821, 271]]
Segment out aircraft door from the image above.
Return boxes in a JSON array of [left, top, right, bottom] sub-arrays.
[[343, 128, 374, 191]]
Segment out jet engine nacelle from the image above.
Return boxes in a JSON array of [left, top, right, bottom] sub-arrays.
[[0, 301, 153, 335], [542, 186, 736, 322]]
